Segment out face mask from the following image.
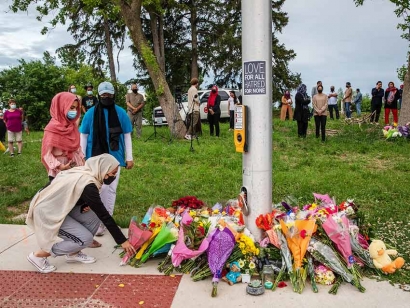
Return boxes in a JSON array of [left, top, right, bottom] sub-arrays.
[[103, 175, 116, 185], [67, 110, 77, 119], [132, 89, 138, 94], [100, 96, 115, 107], [0, 114, 3, 117], [10, 104, 17, 109], [318, 89, 323, 93], [212, 89, 216, 93], [87, 91, 93, 95], [70, 88, 77, 94], [331, 88, 334, 92]]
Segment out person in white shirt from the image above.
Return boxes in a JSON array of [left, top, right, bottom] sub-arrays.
[[185, 78, 200, 140], [327, 86, 339, 120], [227, 91, 238, 131]]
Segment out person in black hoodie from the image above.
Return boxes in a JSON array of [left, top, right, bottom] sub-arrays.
[[0, 111, 6, 143], [207, 85, 221, 137], [293, 84, 311, 138], [384, 81, 401, 125], [370, 81, 384, 124]]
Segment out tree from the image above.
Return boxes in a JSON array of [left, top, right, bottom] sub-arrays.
[[354, 0, 410, 125], [397, 64, 407, 82]]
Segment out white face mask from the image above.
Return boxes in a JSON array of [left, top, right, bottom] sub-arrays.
[[10, 104, 17, 109], [87, 90, 93, 95], [70, 88, 77, 94]]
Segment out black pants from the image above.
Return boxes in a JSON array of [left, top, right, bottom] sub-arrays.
[[297, 121, 308, 138], [370, 103, 381, 123], [208, 113, 220, 136], [328, 105, 339, 119], [314, 115, 327, 141], [229, 110, 235, 129]]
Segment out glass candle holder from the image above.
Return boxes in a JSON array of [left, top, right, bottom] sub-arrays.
[[262, 265, 274, 289]]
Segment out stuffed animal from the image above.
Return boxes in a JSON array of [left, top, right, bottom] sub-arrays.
[[222, 261, 242, 285], [369, 240, 405, 274]]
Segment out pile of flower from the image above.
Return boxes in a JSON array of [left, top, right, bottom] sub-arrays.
[[119, 196, 260, 297], [382, 122, 410, 139], [119, 194, 394, 297], [255, 193, 382, 294]]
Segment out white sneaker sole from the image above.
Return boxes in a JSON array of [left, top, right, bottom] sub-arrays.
[[27, 255, 56, 274], [65, 257, 97, 264]]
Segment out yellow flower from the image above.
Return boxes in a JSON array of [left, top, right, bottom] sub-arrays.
[[255, 248, 260, 256], [175, 222, 180, 228], [241, 250, 246, 255], [238, 242, 245, 249], [238, 260, 245, 268], [189, 210, 196, 217], [222, 211, 226, 215], [213, 209, 219, 214], [249, 261, 256, 269]]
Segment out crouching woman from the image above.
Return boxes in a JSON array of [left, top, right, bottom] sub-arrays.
[[26, 153, 135, 273]]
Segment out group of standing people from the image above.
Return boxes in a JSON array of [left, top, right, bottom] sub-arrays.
[[26, 81, 135, 274], [282, 79, 404, 141]]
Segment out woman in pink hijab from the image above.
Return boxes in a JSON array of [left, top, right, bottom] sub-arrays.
[[41, 92, 101, 248], [41, 92, 84, 181]]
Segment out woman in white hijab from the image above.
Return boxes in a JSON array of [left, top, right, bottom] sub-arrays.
[[26, 153, 135, 273]]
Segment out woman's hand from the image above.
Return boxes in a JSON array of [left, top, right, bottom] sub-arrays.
[[59, 161, 73, 171], [121, 240, 136, 256]]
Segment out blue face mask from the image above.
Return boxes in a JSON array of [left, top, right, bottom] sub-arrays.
[[67, 110, 77, 120], [87, 90, 93, 95]]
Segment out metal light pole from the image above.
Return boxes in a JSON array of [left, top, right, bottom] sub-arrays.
[[241, 0, 272, 240]]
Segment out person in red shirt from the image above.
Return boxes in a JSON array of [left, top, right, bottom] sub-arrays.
[[3, 99, 23, 156]]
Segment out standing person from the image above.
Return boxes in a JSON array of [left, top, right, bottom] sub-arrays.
[[82, 83, 98, 114], [353, 88, 363, 117], [398, 84, 404, 110], [294, 84, 311, 138], [185, 78, 200, 140], [80, 81, 134, 236], [384, 81, 401, 125], [126, 83, 145, 139], [26, 154, 136, 274], [343, 82, 353, 119], [227, 91, 238, 131], [19, 106, 30, 135], [41, 92, 84, 181], [69, 85, 82, 126], [207, 85, 221, 137], [0, 111, 6, 144], [280, 90, 293, 121], [370, 81, 384, 124], [312, 85, 328, 142], [3, 99, 23, 156], [311, 81, 322, 99], [327, 86, 339, 120]]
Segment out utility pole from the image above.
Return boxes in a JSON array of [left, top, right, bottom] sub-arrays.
[[241, 0, 272, 240]]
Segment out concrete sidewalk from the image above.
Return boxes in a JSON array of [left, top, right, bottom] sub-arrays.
[[0, 224, 408, 308]]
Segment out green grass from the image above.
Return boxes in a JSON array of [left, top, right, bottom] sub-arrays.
[[0, 114, 409, 283]]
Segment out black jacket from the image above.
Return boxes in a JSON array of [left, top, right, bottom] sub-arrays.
[[384, 88, 401, 109], [294, 93, 311, 123], [77, 184, 127, 245], [371, 88, 384, 106], [208, 95, 221, 114]]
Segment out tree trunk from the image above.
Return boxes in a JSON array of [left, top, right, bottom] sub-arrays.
[[149, 12, 165, 72], [117, 0, 186, 138], [190, 3, 199, 79], [103, 14, 117, 83], [398, 54, 410, 126]]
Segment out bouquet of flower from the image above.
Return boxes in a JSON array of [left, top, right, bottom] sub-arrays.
[[314, 264, 335, 285], [172, 196, 204, 209]]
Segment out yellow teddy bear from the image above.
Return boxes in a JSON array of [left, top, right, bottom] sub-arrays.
[[369, 240, 405, 274]]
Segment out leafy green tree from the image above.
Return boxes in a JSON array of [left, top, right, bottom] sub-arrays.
[[397, 64, 407, 82], [354, 0, 410, 125]]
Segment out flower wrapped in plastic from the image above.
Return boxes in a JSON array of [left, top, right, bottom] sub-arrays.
[[322, 214, 355, 268], [207, 227, 236, 297], [349, 225, 374, 268], [279, 218, 316, 293], [120, 216, 152, 266], [139, 222, 179, 263]]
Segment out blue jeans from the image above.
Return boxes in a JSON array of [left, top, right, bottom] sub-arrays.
[[355, 102, 361, 116], [344, 102, 351, 118]]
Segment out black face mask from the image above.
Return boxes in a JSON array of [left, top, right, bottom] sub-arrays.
[[132, 89, 138, 94], [103, 175, 116, 185], [100, 96, 115, 107]]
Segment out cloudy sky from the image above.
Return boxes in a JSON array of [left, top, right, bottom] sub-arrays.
[[0, 0, 408, 95]]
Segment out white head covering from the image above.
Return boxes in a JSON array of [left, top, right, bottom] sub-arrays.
[[26, 154, 119, 252]]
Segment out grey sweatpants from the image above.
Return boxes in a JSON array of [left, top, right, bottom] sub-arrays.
[[50, 206, 101, 257]]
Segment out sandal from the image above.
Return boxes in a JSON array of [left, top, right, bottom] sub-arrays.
[[89, 239, 102, 248]]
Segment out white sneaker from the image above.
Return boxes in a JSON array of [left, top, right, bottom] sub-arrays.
[[27, 252, 56, 273], [65, 251, 96, 264], [95, 224, 106, 236], [184, 134, 192, 140]]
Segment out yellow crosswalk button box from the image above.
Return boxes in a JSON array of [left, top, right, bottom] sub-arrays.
[[234, 105, 248, 153]]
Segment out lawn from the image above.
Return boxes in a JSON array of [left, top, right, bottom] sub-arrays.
[[0, 114, 409, 283]]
